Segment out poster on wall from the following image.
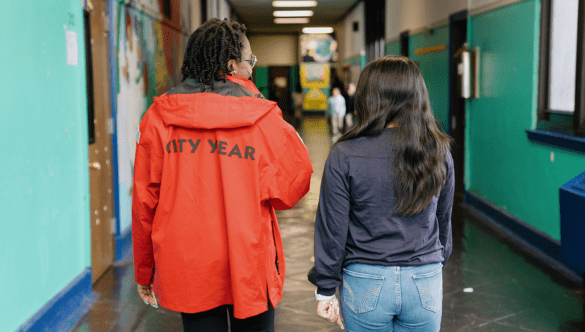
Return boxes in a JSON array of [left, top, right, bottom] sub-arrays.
[[300, 63, 330, 111], [113, 2, 183, 234], [300, 33, 338, 63], [299, 33, 336, 111], [119, 0, 160, 15]]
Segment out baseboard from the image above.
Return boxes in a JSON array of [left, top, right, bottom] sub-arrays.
[[463, 191, 583, 285], [16, 268, 97, 332], [115, 226, 132, 261]]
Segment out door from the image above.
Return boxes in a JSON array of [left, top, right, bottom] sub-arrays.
[[85, 0, 115, 283], [269, 67, 292, 124], [449, 13, 468, 201]]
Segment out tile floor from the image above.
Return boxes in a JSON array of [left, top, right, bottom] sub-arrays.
[[71, 116, 584, 331]]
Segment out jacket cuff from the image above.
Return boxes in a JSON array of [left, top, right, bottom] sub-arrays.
[[316, 287, 336, 297], [135, 275, 152, 286], [135, 266, 154, 285]]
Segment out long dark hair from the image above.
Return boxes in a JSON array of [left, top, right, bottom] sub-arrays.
[[338, 56, 452, 216], [181, 18, 247, 87]]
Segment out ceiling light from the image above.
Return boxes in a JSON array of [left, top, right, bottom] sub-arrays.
[[272, 1, 318, 7], [273, 10, 314, 17], [274, 17, 310, 24], [302, 27, 334, 34]]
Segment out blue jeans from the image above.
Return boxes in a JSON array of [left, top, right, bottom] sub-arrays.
[[340, 262, 443, 332]]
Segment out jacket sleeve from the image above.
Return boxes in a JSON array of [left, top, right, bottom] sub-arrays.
[[309, 147, 350, 296], [437, 151, 455, 268], [132, 108, 164, 285], [265, 126, 313, 210]]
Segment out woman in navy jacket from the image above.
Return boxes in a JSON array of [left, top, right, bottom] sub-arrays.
[[310, 56, 454, 331]]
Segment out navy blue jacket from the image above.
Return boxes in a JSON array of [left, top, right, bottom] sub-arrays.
[[310, 128, 454, 296]]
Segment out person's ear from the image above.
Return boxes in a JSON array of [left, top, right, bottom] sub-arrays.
[[227, 59, 237, 75]]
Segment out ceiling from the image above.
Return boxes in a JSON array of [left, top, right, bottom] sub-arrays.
[[227, 0, 361, 34]]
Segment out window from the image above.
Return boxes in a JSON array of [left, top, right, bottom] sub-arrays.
[[538, 0, 585, 138], [549, 0, 577, 113]]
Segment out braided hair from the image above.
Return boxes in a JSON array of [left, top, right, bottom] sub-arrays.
[[181, 18, 247, 88]]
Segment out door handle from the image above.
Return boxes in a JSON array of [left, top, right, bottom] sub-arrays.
[[89, 162, 102, 170]]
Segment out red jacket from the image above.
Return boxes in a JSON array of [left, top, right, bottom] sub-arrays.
[[132, 76, 313, 318]]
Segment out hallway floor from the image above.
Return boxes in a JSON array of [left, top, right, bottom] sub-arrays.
[[72, 116, 584, 331]]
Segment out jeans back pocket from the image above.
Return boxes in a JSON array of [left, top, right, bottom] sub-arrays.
[[342, 269, 385, 314], [412, 267, 442, 313]]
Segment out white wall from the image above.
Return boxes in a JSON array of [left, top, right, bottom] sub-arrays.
[[334, 21, 346, 62], [385, 0, 467, 40], [248, 34, 299, 67], [190, 0, 202, 31], [219, 0, 231, 20], [206, 0, 231, 20], [339, 1, 366, 60]]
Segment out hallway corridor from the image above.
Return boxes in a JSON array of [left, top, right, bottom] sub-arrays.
[[71, 116, 584, 332]]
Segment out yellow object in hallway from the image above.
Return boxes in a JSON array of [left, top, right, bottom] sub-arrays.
[[414, 44, 446, 55]]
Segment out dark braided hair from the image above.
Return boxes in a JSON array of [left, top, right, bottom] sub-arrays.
[[181, 18, 247, 88]]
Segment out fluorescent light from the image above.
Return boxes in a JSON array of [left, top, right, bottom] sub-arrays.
[[302, 27, 333, 34], [274, 17, 310, 24], [272, 1, 317, 7], [273, 10, 314, 17]]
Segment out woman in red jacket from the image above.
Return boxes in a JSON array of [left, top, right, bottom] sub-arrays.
[[132, 18, 313, 332]]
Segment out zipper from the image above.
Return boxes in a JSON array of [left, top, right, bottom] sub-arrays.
[[271, 219, 280, 275]]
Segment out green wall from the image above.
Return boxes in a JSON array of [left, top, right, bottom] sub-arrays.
[[468, 0, 585, 240], [410, 26, 451, 133], [255, 66, 269, 99], [385, 40, 400, 56], [0, 1, 90, 330]]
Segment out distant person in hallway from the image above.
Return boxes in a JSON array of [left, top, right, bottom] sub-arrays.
[[343, 83, 356, 134], [326, 87, 346, 142], [309, 56, 454, 331], [132, 18, 313, 332], [292, 82, 305, 128]]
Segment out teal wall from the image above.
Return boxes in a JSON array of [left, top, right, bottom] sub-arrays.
[[410, 26, 451, 133], [0, 1, 90, 331], [385, 40, 400, 56], [468, 0, 585, 240], [339, 54, 367, 71]]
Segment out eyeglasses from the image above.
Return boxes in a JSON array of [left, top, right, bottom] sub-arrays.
[[241, 54, 257, 68]]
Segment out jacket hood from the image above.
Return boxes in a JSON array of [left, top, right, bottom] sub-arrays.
[[154, 76, 280, 130]]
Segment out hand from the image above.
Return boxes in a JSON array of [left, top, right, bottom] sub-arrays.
[[137, 284, 158, 308], [317, 297, 343, 328]]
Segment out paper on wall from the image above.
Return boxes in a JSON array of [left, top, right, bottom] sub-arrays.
[[65, 29, 78, 66]]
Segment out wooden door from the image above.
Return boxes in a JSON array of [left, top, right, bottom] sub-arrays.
[[85, 0, 115, 284]]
